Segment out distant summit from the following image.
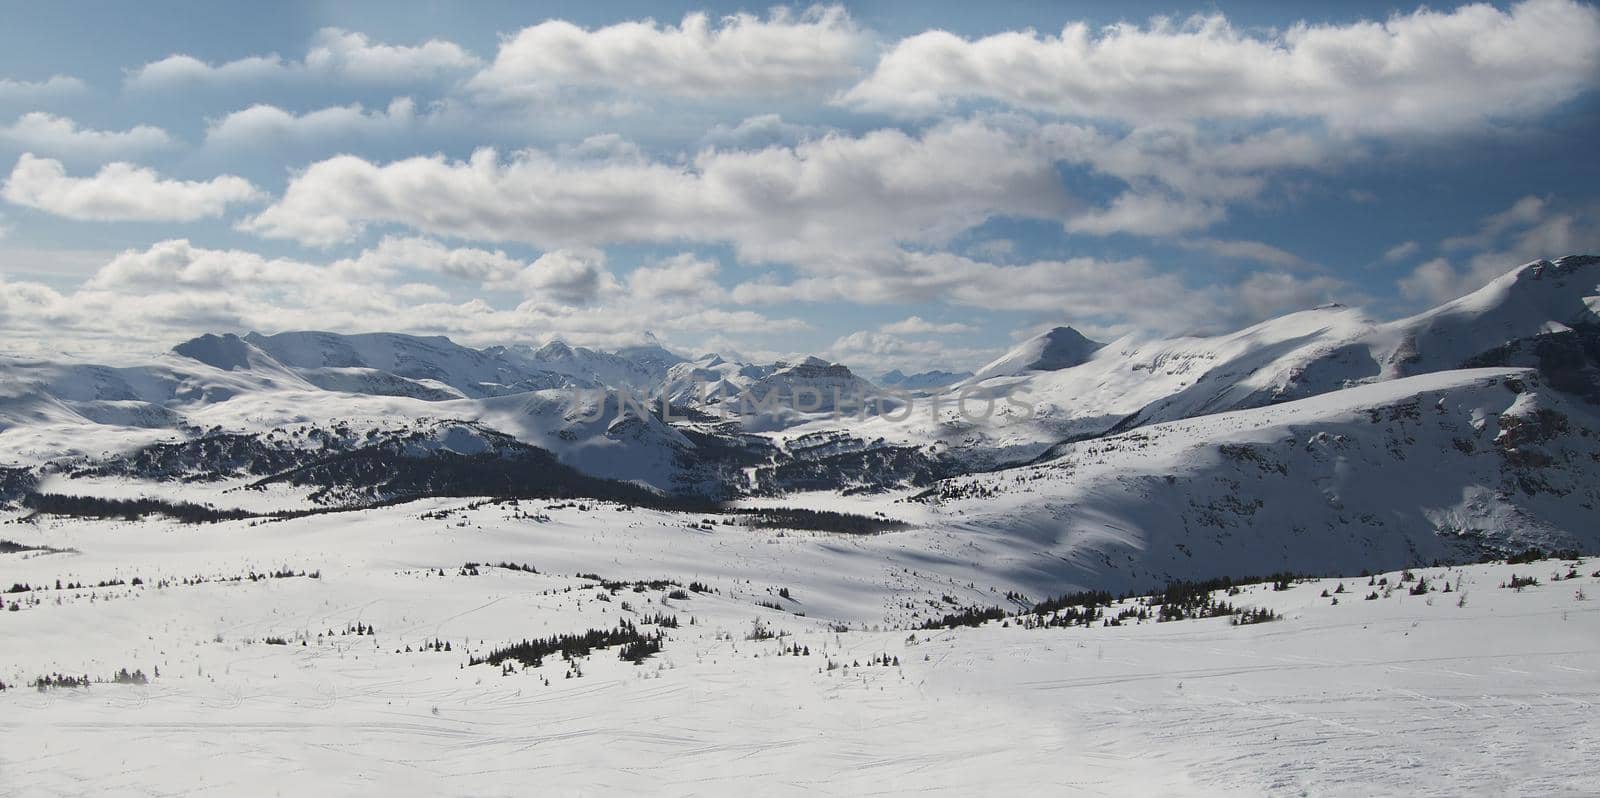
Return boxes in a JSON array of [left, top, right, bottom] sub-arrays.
[[971, 326, 1104, 381], [878, 369, 972, 391]]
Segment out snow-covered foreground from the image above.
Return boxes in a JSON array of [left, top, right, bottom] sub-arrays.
[[2, 502, 1597, 796]]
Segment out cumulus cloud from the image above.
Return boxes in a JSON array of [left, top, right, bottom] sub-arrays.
[[0, 113, 174, 160], [1398, 257, 1463, 305], [880, 316, 975, 335], [1236, 272, 1349, 317], [627, 254, 720, 300], [336, 235, 525, 282], [205, 98, 420, 148], [831, 330, 942, 357], [468, 7, 869, 101], [510, 249, 618, 306], [84, 238, 320, 291], [0, 239, 808, 359], [3, 154, 264, 222], [303, 28, 481, 82], [700, 114, 825, 150], [240, 112, 1366, 251], [0, 75, 86, 102], [126, 54, 289, 90], [843, 0, 1600, 134], [1065, 193, 1223, 237], [1399, 196, 1600, 304], [127, 27, 479, 89], [242, 119, 1075, 266]]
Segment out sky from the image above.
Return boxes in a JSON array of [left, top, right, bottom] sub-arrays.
[[1, 0, 1598, 374]]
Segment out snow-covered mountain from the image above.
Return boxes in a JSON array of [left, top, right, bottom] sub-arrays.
[[781, 255, 1600, 472], [969, 325, 1104, 381], [659, 353, 778, 405], [2, 255, 1599, 576], [494, 334, 687, 393], [877, 369, 973, 392], [922, 366, 1600, 594]]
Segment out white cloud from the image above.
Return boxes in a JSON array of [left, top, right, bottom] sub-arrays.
[[391, 282, 450, 302], [1383, 240, 1420, 262], [831, 330, 941, 357], [1236, 272, 1348, 317], [127, 54, 288, 90], [843, 0, 1600, 134], [0, 113, 174, 160], [701, 114, 825, 150], [1065, 192, 1223, 237], [733, 248, 1357, 338], [1179, 238, 1309, 269], [559, 133, 644, 163], [238, 110, 1372, 251], [826, 329, 995, 375], [468, 7, 868, 101], [302, 28, 481, 82], [627, 254, 720, 300], [127, 27, 479, 90], [3, 154, 264, 222], [510, 249, 618, 306], [880, 316, 975, 335], [1398, 257, 1463, 304], [1398, 196, 1600, 304], [85, 238, 320, 291], [1441, 195, 1548, 252], [732, 251, 1208, 333], [0, 239, 810, 359], [1053, 124, 1333, 211], [0, 75, 86, 102], [242, 119, 1075, 266], [337, 235, 525, 282], [205, 98, 420, 148]]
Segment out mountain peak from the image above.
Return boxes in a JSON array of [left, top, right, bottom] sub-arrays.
[[972, 325, 1104, 381], [535, 340, 574, 359], [1383, 253, 1600, 377], [172, 333, 267, 372], [878, 369, 972, 391], [1030, 327, 1103, 371]]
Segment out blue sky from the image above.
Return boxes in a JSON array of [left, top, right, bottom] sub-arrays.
[[1, 1, 1597, 372]]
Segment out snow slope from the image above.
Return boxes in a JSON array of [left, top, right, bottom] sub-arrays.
[[0, 498, 1594, 795], [921, 367, 1600, 596]]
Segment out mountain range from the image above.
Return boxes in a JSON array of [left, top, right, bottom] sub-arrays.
[[3, 254, 1598, 590]]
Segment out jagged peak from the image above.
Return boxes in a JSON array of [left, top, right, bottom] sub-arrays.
[[534, 340, 574, 359]]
